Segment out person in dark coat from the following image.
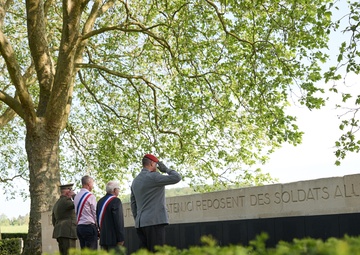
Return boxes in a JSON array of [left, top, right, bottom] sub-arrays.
[[96, 180, 125, 254], [130, 154, 181, 252], [52, 183, 77, 255]]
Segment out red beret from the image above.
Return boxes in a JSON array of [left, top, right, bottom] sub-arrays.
[[144, 154, 159, 163]]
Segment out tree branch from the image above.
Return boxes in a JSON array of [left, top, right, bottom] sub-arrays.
[[26, 0, 55, 117], [0, 174, 27, 183], [76, 62, 182, 142], [78, 71, 131, 121], [0, 30, 36, 124], [204, 0, 253, 45], [0, 107, 17, 128], [0, 90, 24, 119], [45, 0, 88, 130]]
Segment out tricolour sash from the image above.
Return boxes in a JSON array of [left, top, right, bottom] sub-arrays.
[[76, 191, 92, 224], [97, 195, 116, 229]]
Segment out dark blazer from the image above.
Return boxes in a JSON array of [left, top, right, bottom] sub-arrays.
[[96, 194, 125, 246], [130, 168, 181, 228], [52, 195, 77, 239]]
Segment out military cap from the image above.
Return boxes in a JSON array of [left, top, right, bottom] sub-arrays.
[[59, 183, 74, 190]]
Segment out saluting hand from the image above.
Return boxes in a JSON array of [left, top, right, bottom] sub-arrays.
[[157, 161, 168, 173]]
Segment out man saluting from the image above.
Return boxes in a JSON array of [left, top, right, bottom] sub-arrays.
[[52, 183, 77, 255], [131, 154, 181, 252]]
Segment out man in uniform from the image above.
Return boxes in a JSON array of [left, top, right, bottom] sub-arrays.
[[131, 154, 181, 252], [52, 183, 77, 255]]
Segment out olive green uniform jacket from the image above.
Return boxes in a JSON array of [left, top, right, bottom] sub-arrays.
[[52, 195, 77, 239]]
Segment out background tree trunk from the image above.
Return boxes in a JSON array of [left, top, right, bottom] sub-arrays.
[[22, 120, 61, 255]]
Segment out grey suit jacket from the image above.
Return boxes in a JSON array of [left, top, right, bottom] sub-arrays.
[[130, 168, 181, 228]]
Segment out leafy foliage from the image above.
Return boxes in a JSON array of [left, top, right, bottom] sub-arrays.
[[44, 234, 360, 255], [0, 238, 22, 255], [324, 0, 360, 165], [54, 0, 331, 189], [0, 1, 334, 194]]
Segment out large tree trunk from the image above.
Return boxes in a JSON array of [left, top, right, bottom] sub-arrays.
[[22, 120, 61, 255]]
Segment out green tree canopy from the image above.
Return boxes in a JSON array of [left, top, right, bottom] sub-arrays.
[[1, 0, 332, 189], [324, 0, 360, 165]]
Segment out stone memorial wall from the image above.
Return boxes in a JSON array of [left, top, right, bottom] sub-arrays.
[[123, 174, 360, 226], [42, 174, 360, 254]]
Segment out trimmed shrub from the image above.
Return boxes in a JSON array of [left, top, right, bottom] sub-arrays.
[[45, 234, 360, 255], [0, 238, 23, 255], [1, 233, 27, 240]]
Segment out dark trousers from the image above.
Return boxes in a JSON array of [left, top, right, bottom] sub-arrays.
[[76, 224, 98, 250], [57, 237, 76, 255], [136, 224, 166, 252]]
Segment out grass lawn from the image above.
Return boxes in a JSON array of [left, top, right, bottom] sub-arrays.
[[1, 225, 28, 233]]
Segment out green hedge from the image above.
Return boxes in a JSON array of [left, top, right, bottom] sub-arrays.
[[1, 233, 27, 240], [0, 238, 23, 255], [46, 233, 360, 255]]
